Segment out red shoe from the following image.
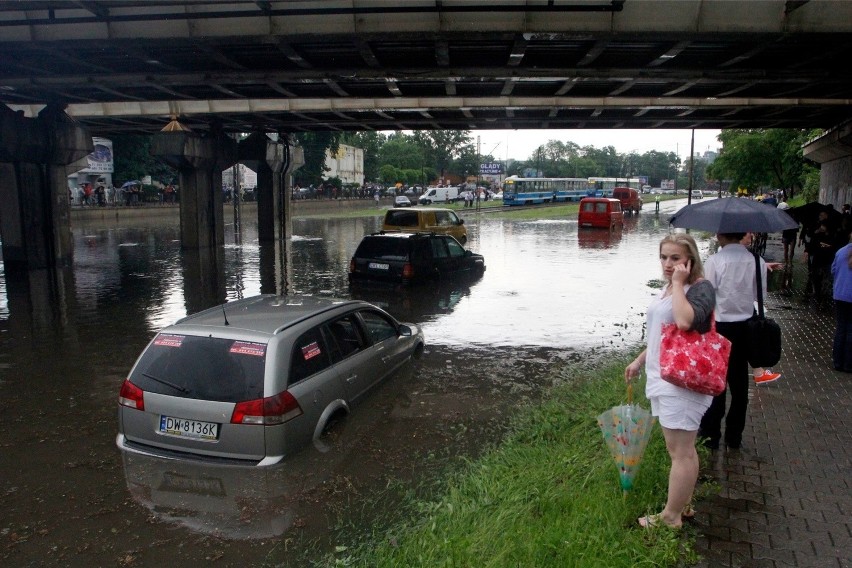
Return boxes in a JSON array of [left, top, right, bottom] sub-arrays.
[[754, 370, 781, 384]]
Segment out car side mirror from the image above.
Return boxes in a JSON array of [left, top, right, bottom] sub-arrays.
[[398, 324, 412, 336], [458, 219, 464, 225]]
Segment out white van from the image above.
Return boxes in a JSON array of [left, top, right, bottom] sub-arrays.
[[418, 186, 460, 205]]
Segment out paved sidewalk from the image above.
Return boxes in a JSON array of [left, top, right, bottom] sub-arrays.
[[693, 235, 851, 568]]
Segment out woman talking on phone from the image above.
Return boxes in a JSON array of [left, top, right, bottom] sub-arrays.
[[625, 233, 716, 529]]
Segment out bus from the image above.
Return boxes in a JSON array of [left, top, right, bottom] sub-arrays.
[[587, 177, 643, 197], [502, 176, 589, 206]]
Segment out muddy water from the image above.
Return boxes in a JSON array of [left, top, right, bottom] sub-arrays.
[[0, 200, 702, 566]]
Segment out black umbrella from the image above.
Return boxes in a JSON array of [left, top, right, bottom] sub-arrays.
[[669, 197, 798, 233], [786, 202, 842, 228]]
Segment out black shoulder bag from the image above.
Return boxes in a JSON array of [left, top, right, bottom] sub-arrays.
[[747, 252, 782, 368]]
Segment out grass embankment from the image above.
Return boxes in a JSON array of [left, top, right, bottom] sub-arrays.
[[332, 357, 707, 567]]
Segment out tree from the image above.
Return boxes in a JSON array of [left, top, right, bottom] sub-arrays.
[[293, 132, 340, 187], [112, 135, 177, 184], [410, 130, 475, 181], [706, 129, 821, 198], [378, 137, 424, 170]]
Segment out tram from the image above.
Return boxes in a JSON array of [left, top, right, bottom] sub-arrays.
[[502, 176, 589, 206], [587, 177, 644, 197]]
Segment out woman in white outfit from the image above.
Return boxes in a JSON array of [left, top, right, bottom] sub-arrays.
[[625, 233, 716, 528]]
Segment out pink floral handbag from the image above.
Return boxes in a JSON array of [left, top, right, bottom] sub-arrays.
[[659, 314, 732, 396]]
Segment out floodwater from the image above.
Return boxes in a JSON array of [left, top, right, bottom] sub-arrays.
[[0, 199, 707, 566]]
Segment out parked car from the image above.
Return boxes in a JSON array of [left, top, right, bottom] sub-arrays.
[[577, 197, 624, 230], [349, 232, 485, 284], [394, 195, 412, 207], [116, 295, 424, 466], [612, 186, 642, 214], [690, 189, 703, 200], [418, 186, 460, 204], [382, 206, 467, 243]]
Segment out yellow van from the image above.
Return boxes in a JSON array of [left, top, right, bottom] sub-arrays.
[[382, 207, 467, 244]]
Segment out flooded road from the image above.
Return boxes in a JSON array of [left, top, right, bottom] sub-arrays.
[[0, 199, 707, 566]]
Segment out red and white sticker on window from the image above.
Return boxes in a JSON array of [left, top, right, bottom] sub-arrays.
[[301, 341, 322, 360], [154, 334, 184, 348], [229, 341, 266, 357]]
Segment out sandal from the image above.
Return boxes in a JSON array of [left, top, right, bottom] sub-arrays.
[[638, 513, 681, 530]]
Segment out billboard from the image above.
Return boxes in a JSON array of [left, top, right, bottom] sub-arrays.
[[79, 137, 114, 173], [479, 162, 503, 175]]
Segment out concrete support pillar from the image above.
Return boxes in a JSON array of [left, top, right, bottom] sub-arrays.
[[282, 140, 305, 243], [239, 132, 287, 243], [151, 124, 237, 249], [0, 104, 92, 270], [802, 121, 852, 209]]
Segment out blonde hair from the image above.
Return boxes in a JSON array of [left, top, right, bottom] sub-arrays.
[[659, 233, 704, 284]]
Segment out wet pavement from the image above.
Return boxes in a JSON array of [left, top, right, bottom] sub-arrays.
[[692, 235, 851, 568]]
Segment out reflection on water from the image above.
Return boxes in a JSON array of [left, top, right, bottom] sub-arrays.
[[2, 207, 698, 352], [577, 227, 623, 249], [0, 200, 714, 563]]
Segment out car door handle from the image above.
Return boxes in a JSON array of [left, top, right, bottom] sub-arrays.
[[345, 374, 357, 383]]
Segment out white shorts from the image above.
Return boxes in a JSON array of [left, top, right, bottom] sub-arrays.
[[649, 395, 711, 431]]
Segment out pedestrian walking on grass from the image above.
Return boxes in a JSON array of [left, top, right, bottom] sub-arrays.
[[625, 233, 715, 529]]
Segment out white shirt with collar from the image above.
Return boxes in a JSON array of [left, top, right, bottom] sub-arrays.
[[704, 242, 768, 323]]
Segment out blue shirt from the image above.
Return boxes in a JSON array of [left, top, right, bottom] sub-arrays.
[[832, 243, 852, 302]]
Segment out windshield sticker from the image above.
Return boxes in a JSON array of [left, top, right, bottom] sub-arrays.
[[230, 341, 267, 357], [301, 342, 322, 360], [154, 334, 184, 348]]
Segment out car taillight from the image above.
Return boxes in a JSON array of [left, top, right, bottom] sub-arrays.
[[349, 258, 355, 273], [402, 263, 414, 279], [231, 391, 303, 425], [118, 379, 145, 411]]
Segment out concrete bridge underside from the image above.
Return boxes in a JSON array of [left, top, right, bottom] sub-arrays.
[[0, 0, 851, 273]]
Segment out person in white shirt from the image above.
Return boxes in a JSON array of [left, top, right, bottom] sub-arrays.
[[698, 233, 768, 450]]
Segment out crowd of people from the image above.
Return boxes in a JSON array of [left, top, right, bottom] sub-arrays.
[[70, 183, 178, 207]]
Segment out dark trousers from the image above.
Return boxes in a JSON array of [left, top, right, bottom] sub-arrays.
[[834, 300, 852, 372], [699, 319, 750, 447]]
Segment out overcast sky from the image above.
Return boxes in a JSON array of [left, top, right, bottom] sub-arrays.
[[470, 129, 722, 162]]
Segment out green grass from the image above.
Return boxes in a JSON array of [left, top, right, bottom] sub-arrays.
[[321, 356, 707, 568]]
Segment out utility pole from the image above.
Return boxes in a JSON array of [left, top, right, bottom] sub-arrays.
[[687, 129, 695, 205]]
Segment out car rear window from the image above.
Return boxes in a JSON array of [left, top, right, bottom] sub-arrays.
[[384, 210, 418, 227], [129, 334, 266, 402], [355, 237, 410, 260]]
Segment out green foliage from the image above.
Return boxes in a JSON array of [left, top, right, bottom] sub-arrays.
[[293, 132, 341, 187], [520, 143, 683, 187], [330, 357, 701, 567], [706, 128, 822, 198], [410, 130, 476, 179], [379, 137, 425, 170], [801, 166, 821, 202], [112, 135, 177, 185], [379, 164, 400, 185]]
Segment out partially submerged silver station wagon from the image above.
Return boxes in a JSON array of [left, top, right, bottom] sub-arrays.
[[117, 295, 424, 466]]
